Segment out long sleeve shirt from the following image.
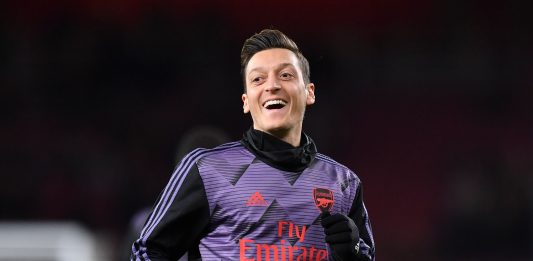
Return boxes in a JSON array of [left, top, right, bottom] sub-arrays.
[[131, 129, 375, 260]]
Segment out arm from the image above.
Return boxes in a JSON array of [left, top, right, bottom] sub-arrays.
[[322, 182, 375, 261], [348, 183, 375, 260], [131, 160, 210, 261]]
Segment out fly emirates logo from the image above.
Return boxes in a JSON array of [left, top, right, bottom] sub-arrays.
[[239, 221, 328, 261]]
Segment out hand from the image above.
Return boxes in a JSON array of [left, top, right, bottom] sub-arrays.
[[321, 212, 360, 261]]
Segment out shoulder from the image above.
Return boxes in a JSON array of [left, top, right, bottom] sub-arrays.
[[180, 141, 248, 164], [182, 141, 244, 161], [314, 153, 361, 182], [314, 153, 353, 172]]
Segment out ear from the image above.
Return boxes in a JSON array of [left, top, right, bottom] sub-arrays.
[[242, 93, 250, 113], [305, 83, 316, 105]]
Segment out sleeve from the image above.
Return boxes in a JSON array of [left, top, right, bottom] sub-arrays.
[[348, 182, 376, 261], [131, 156, 210, 261]]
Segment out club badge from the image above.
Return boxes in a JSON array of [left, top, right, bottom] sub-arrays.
[[313, 187, 334, 213]]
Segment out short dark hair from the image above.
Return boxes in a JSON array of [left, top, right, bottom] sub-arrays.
[[240, 29, 311, 93]]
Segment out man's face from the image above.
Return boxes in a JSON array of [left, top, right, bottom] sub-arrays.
[[242, 48, 315, 136]]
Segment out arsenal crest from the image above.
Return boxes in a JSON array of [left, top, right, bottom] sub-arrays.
[[313, 188, 334, 213]]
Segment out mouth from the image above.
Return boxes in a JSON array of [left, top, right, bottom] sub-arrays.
[[263, 99, 288, 110]]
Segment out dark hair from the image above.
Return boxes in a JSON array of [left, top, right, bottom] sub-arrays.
[[240, 29, 310, 93]]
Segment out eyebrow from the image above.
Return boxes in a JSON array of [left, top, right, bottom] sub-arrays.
[[247, 63, 296, 77]]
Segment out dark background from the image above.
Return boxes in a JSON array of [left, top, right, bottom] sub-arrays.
[[1, 0, 532, 260]]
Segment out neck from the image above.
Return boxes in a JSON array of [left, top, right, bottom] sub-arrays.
[[256, 125, 302, 147], [241, 127, 317, 172]]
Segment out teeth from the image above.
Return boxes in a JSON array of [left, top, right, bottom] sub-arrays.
[[264, 99, 287, 107]]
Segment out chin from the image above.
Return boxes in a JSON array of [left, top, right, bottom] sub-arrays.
[[255, 117, 298, 133], [263, 124, 291, 135]]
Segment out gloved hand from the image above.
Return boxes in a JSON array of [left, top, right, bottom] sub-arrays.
[[321, 212, 360, 261]]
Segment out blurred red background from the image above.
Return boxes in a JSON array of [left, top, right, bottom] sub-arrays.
[[1, 0, 531, 260]]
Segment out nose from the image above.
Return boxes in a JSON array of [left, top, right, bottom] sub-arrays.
[[265, 75, 281, 92]]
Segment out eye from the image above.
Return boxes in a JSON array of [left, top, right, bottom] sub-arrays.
[[280, 72, 294, 80], [251, 77, 263, 83]]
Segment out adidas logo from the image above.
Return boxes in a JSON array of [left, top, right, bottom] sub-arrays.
[[246, 191, 268, 206]]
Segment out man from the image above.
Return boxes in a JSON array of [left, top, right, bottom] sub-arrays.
[[131, 29, 375, 261]]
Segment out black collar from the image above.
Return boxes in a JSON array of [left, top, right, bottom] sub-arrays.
[[241, 128, 317, 172]]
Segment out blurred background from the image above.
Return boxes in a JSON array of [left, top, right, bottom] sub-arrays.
[[1, 0, 532, 260]]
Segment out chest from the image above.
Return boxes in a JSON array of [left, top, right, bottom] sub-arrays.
[[198, 158, 356, 228]]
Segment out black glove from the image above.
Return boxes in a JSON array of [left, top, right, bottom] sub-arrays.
[[321, 212, 360, 261]]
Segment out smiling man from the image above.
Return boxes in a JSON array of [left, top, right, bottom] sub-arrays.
[[131, 29, 375, 261], [242, 47, 314, 147]]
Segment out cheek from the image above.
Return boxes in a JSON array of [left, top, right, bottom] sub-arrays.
[[250, 99, 261, 112], [294, 93, 307, 109], [249, 94, 262, 107], [250, 97, 260, 108]]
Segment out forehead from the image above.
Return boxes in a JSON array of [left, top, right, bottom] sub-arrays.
[[246, 48, 300, 75]]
